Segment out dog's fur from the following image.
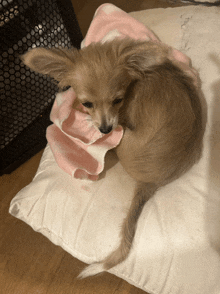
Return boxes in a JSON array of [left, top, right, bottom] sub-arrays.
[[21, 38, 204, 278]]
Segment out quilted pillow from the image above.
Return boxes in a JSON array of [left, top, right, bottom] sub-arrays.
[[10, 5, 220, 294]]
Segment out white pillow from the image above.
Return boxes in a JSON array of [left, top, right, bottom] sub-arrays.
[[10, 5, 220, 294]]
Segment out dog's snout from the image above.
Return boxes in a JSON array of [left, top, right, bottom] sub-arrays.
[[99, 125, 113, 134]]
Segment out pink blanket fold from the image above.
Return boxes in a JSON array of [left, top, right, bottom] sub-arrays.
[[46, 3, 199, 180]]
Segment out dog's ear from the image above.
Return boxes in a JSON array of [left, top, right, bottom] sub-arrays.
[[124, 42, 168, 79], [20, 47, 79, 88]]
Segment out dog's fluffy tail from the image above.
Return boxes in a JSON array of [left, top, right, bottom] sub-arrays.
[[78, 182, 157, 279]]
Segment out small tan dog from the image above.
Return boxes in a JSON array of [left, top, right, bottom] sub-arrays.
[[21, 38, 204, 277]]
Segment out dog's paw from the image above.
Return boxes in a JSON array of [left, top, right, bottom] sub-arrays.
[[77, 263, 105, 279]]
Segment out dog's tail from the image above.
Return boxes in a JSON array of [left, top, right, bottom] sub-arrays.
[[78, 182, 157, 279]]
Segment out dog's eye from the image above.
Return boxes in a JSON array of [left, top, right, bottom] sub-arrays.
[[82, 102, 93, 108], [113, 98, 123, 105]]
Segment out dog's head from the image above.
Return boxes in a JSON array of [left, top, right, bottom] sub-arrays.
[[20, 39, 171, 133]]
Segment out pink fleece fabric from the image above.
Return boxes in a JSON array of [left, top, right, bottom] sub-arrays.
[[46, 3, 198, 180]]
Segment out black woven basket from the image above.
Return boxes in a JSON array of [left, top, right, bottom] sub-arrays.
[[0, 0, 83, 175]]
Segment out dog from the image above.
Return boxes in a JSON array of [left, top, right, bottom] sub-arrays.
[[21, 37, 204, 277]]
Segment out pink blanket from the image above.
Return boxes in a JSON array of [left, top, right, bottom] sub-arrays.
[[46, 4, 198, 180]]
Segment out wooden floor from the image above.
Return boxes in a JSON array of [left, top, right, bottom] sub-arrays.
[[1, 1, 187, 293]]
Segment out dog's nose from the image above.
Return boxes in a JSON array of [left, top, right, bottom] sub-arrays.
[[99, 125, 113, 134]]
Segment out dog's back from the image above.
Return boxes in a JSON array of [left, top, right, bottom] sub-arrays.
[[117, 60, 204, 186]]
